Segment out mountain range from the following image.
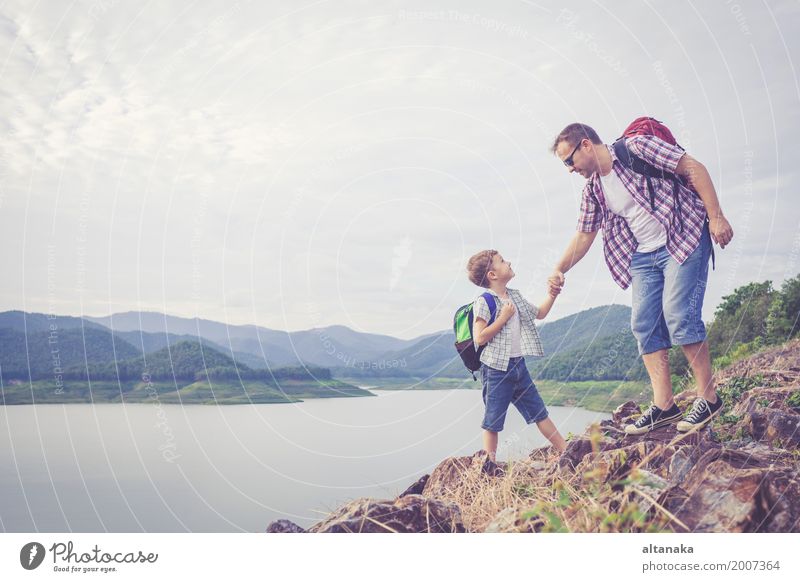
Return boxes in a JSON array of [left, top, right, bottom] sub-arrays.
[[0, 305, 645, 383]]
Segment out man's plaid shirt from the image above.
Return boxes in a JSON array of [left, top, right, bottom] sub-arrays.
[[577, 136, 708, 289], [472, 288, 544, 372]]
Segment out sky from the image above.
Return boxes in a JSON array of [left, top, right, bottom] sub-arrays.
[[1, 0, 798, 339]]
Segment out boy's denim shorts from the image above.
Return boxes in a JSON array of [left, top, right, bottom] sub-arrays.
[[630, 221, 712, 355], [480, 357, 548, 432]]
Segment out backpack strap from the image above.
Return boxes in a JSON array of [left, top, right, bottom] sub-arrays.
[[481, 292, 498, 325], [613, 138, 684, 232], [470, 293, 499, 380]]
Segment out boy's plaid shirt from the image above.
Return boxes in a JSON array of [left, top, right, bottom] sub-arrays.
[[473, 288, 544, 372], [577, 135, 709, 289]]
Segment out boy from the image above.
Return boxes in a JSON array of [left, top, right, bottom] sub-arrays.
[[467, 250, 567, 461]]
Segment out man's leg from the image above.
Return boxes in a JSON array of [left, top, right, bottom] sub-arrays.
[[625, 249, 681, 435], [662, 223, 721, 431], [680, 340, 718, 403], [630, 249, 674, 407], [641, 348, 674, 410]]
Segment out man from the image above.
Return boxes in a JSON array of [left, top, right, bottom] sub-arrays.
[[548, 122, 734, 435]]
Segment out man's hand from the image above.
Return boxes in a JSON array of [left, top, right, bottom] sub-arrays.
[[709, 214, 734, 248], [548, 271, 565, 296]]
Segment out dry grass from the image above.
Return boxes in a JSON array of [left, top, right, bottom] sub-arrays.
[[434, 427, 680, 533]]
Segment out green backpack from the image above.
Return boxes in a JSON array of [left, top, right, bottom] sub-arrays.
[[453, 292, 498, 380]]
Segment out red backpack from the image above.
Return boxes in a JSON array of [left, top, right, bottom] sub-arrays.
[[612, 116, 687, 231], [619, 116, 681, 147]]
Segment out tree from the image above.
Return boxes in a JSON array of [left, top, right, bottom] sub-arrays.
[[767, 274, 800, 343]]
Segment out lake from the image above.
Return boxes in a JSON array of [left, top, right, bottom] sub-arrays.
[[0, 389, 608, 532]]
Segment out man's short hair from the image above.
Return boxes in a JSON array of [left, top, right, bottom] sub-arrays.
[[550, 123, 603, 154], [466, 250, 498, 288]]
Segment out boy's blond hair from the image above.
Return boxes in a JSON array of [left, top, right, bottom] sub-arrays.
[[466, 250, 498, 288]]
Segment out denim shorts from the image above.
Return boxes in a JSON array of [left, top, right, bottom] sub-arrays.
[[480, 357, 548, 432], [630, 221, 712, 355]]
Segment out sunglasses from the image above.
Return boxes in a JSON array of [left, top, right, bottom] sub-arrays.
[[563, 141, 583, 167]]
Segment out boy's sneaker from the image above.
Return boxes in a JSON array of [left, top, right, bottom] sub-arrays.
[[624, 403, 683, 435], [676, 396, 723, 432]]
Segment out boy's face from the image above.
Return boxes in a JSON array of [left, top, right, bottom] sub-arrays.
[[488, 253, 514, 283]]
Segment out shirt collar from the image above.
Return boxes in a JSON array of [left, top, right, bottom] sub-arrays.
[[485, 288, 515, 299], [588, 144, 618, 186]]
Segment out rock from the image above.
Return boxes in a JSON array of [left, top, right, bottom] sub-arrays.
[[668, 447, 800, 532], [574, 441, 669, 485], [422, 450, 505, 499], [307, 494, 465, 533], [734, 386, 800, 416], [627, 469, 669, 514], [266, 519, 306, 533], [759, 468, 800, 532], [612, 400, 641, 425], [558, 435, 617, 472], [398, 474, 429, 498], [483, 506, 538, 533], [675, 461, 772, 532], [666, 448, 695, 485], [674, 390, 699, 409], [729, 386, 800, 447], [715, 339, 800, 384], [287, 341, 800, 534], [744, 409, 800, 447]]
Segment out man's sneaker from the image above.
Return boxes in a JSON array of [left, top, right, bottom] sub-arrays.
[[676, 396, 723, 432], [624, 403, 683, 435]]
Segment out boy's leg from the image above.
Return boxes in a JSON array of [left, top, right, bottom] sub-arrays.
[[535, 417, 567, 453], [512, 361, 567, 453], [480, 364, 514, 461], [482, 429, 499, 462]]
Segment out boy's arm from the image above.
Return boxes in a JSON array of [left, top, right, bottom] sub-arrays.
[[473, 304, 514, 346], [474, 317, 502, 346], [535, 292, 557, 320]]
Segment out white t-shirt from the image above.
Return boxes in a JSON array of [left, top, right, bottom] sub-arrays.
[[500, 295, 523, 357], [600, 169, 667, 252]]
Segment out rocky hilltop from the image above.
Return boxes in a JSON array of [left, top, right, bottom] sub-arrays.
[[267, 340, 800, 533]]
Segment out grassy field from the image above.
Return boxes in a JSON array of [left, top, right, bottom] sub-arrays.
[[339, 376, 650, 413], [2, 376, 648, 412], [0, 378, 374, 405]]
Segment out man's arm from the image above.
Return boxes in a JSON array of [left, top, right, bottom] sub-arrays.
[[628, 135, 734, 249], [675, 154, 734, 248], [549, 230, 599, 291]]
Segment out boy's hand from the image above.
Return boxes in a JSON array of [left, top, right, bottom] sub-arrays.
[[499, 302, 516, 322], [548, 271, 565, 296]]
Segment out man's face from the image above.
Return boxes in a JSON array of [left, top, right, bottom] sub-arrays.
[[556, 138, 595, 179], [489, 254, 514, 282]]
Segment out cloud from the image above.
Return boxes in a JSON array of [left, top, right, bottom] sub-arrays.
[[1, 0, 798, 338]]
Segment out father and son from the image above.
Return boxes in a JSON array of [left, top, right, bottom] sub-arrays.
[[466, 118, 734, 461]]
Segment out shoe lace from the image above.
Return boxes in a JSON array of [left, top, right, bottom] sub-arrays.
[[684, 398, 710, 423], [634, 404, 659, 428]]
